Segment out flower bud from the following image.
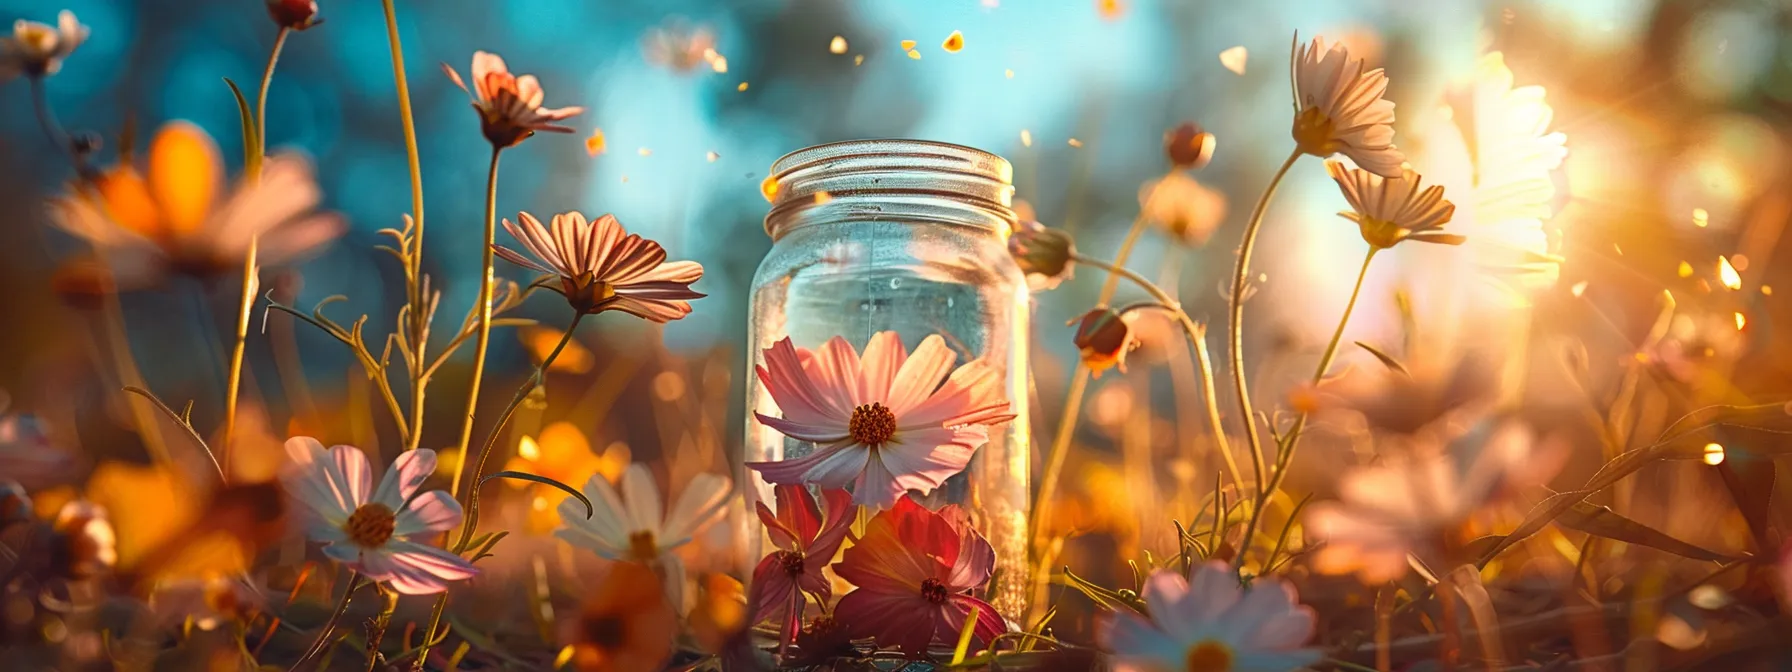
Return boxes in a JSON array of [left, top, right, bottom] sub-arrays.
[[51, 501, 116, 580], [265, 0, 322, 30], [1007, 221, 1076, 291], [1070, 308, 1137, 377], [0, 480, 30, 528], [1164, 122, 1216, 170]]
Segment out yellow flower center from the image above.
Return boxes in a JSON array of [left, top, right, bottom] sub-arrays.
[[343, 503, 397, 548], [1185, 639, 1234, 672], [18, 26, 56, 55], [1354, 215, 1406, 250], [563, 273, 618, 313], [627, 530, 659, 562], [1291, 106, 1338, 158], [847, 403, 898, 446]]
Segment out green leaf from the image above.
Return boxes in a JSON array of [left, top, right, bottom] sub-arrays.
[[222, 78, 261, 178], [1353, 341, 1410, 376], [1556, 501, 1740, 562], [479, 470, 592, 520]]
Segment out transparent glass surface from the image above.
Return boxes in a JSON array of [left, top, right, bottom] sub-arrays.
[[741, 140, 1031, 620]]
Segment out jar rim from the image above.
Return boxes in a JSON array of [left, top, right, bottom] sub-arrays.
[[763, 139, 1017, 239]]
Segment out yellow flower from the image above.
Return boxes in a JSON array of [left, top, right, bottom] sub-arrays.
[[1326, 160, 1461, 249], [47, 121, 343, 286], [1291, 35, 1404, 177]]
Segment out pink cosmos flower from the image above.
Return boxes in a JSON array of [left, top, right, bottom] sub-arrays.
[[832, 498, 1005, 656], [747, 332, 1014, 509], [494, 210, 704, 323], [279, 438, 476, 595], [1100, 562, 1320, 672], [443, 51, 584, 148], [750, 485, 854, 627]]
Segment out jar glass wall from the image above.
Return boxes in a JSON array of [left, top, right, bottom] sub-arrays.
[[741, 140, 1031, 620]]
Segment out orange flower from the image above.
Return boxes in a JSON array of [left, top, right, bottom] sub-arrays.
[[495, 211, 704, 323], [561, 562, 678, 672], [503, 422, 628, 534], [47, 121, 343, 286], [443, 51, 584, 148]]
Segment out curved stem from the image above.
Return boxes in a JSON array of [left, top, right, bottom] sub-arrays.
[[380, 0, 428, 358], [222, 25, 290, 475], [417, 311, 585, 669], [28, 76, 89, 176], [289, 572, 363, 671], [1234, 245, 1378, 572], [1078, 256, 1241, 486], [450, 147, 503, 498], [1226, 147, 1303, 502]]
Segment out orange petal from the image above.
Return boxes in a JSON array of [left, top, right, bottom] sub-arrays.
[[93, 167, 163, 238], [147, 122, 222, 237]]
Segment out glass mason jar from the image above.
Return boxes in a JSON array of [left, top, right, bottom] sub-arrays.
[[742, 139, 1031, 619]]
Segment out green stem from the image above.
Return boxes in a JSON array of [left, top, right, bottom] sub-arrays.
[[416, 310, 585, 670], [1226, 147, 1303, 502], [221, 25, 289, 476], [378, 0, 431, 453], [289, 572, 363, 672], [1076, 256, 1241, 486], [450, 146, 503, 498], [1234, 245, 1378, 572]]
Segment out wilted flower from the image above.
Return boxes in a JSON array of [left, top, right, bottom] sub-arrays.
[[1305, 423, 1564, 582], [750, 486, 854, 626], [504, 422, 628, 535], [50, 500, 116, 580], [555, 464, 731, 613], [1008, 220, 1076, 290], [495, 211, 705, 323], [1101, 562, 1321, 672], [747, 332, 1015, 509], [1164, 122, 1217, 170], [264, 0, 321, 30], [443, 51, 584, 148], [1140, 172, 1228, 246], [561, 562, 678, 672], [279, 438, 476, 595], [47, 121, 344, 286], [832, 498, 1005, 656], [0, 11, 87, 82], [1327, 160, 1462, 250], [1072, 308, 1138, 377], [1292, 35, 1403, 177]]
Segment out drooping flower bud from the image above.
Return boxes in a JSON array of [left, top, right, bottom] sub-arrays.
[[1164, 122, 1216, 170], [1007, 220, 1076, 291], [1071, 308, 1137, 377], [50, 501, 116, 580], [265, 0, 322, 30]]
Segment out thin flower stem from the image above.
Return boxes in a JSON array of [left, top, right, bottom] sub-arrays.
[[1227, 147, 1303, 503], [121, 386, 225, 483], [28, 76, 89, 176], [222, 25, 290, 476], [418, 311, 585, 669], [450, 147, 503, 498], [290, 572, 364, 672], [1076, 256, 1240, 486], [1234, 245, 1378, 573], [379, 0, 427, 346]]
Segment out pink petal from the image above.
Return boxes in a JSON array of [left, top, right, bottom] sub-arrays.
[[596, 295, 693, 323], [280, 437, 353, 521], [1137, 571, 1198, 634], [900, 359, 1014, 429], [372, 448, 437, 509], [755, 412, 850, 443], [1182, 561, 1243, 624], [1099, 610, 1182, 664], [394, 490, 462, 537], [628, 260, 703, 284], [366, 541, 478, 595], [811, 336, 865, 408], [856, 331, 907, 406], [809, 488, 856, 560], [851, 451, 906, 509], [748, 555, 798, 625], [884, 334, 955, 414], [835, 589, 940, 656], [660, 472, 730, 547], [876, 426, 981, 498], [773, 484, 824, 545], [620, 464, 663, 538], [756, 500, 801, 551], [758, 339, 851, 425], [949, 595, 1008, 649]]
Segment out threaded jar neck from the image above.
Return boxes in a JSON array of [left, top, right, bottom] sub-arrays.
[[763, 139, 1017, 240]]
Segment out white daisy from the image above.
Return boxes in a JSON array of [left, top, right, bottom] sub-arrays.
[[1101, 562, 1321, 672], [279, 438, 477, 595], [555, 463, 731, 613], [1291, 34, 1404, 177]]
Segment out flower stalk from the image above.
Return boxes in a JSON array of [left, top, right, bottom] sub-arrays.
[[221, 25, 290, 475], [1227, 147, 1303, 501], [451, 146, 504, 498], [290, 572, 364, 672]]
